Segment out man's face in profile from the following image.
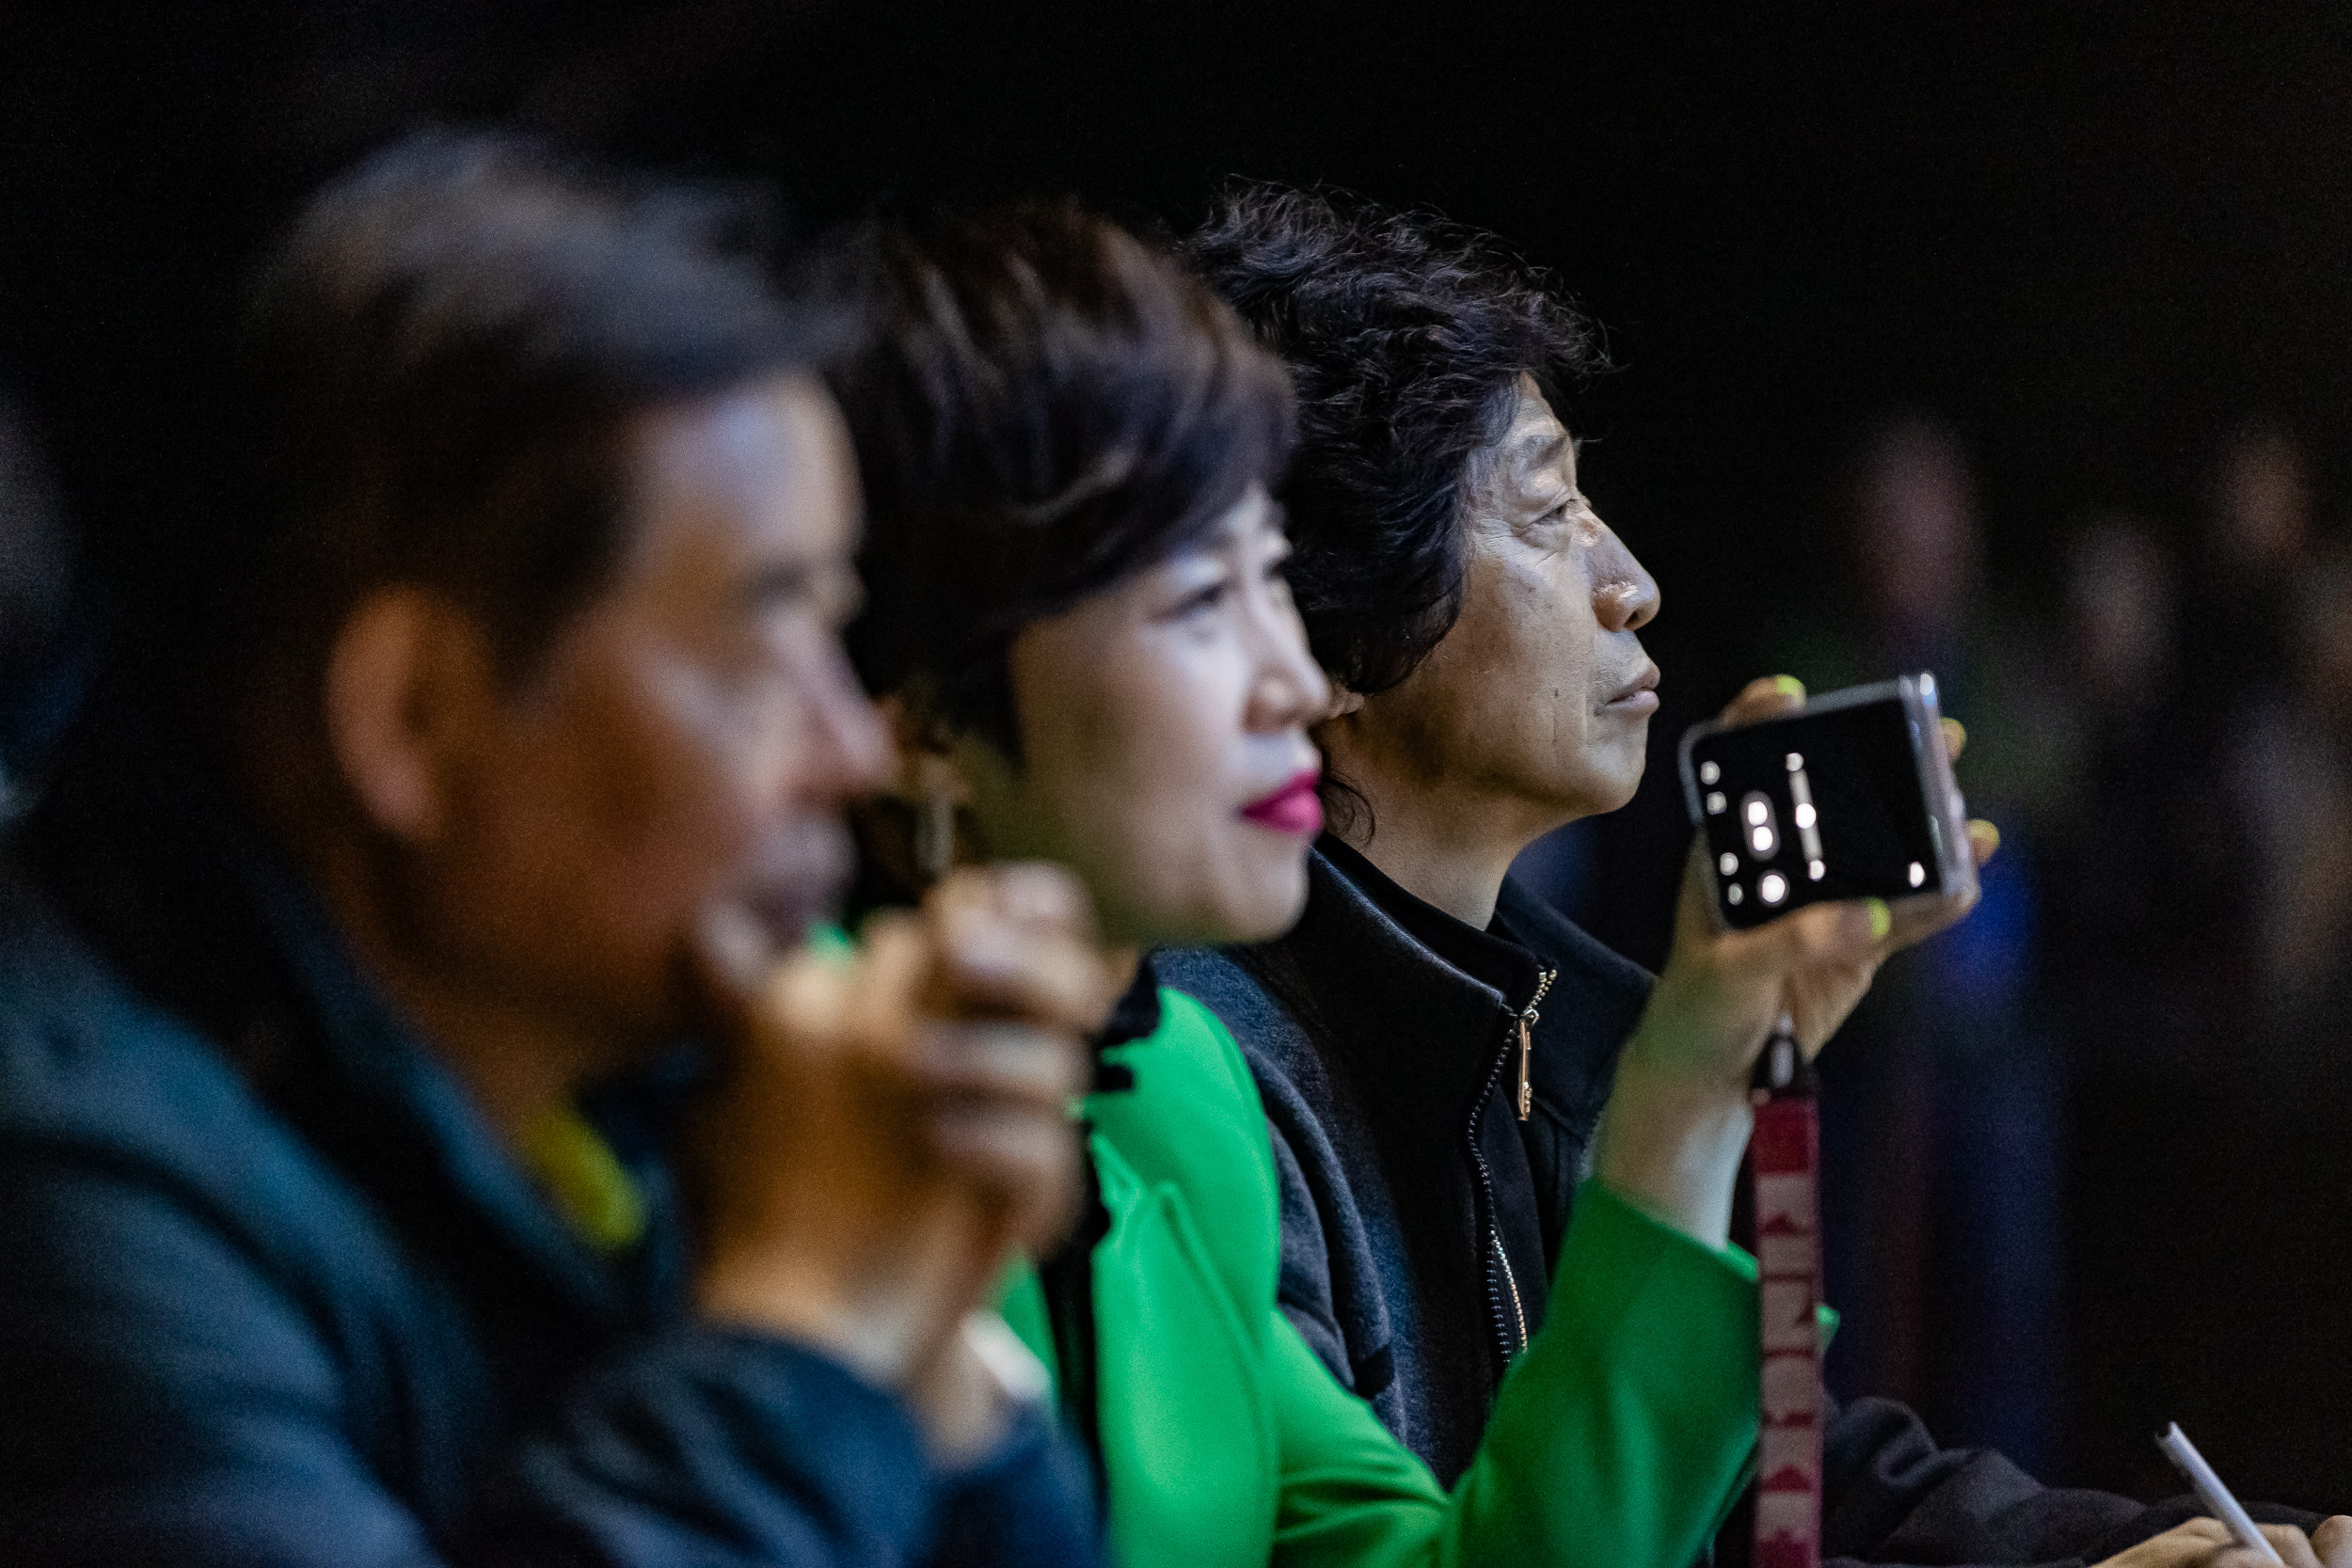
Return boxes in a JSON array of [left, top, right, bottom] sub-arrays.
[[1342, 373, 1661, 832], [390, 376, 889, 1052]]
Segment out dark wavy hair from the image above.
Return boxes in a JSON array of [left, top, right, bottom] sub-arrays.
[[1184, 184, 1602, 696], [828, 201, 1295, 757]]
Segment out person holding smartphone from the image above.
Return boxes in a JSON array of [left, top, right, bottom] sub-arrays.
[[1166, 183, 2349, 1568], [825, 198, 1979, 1568]]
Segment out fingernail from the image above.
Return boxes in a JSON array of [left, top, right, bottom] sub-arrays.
[[1865, 897, 1891, 941], [1773, 674, 1805, 699]]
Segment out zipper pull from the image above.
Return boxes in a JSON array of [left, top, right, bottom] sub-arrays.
[[1515, 968, 1556, 1123], [1516, 1018, 1534, 1120]]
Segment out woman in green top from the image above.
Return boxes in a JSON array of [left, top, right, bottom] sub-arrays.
[[825, 202, 1899, 1568]]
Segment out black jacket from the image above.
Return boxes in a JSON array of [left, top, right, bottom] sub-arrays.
[[1159, 841, 2310, 1568], [0, 712, 1099, 1567]]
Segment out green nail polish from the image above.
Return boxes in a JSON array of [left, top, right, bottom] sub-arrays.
[[1866, 897, 1891, 940], [1773, 674, 1806, 699]]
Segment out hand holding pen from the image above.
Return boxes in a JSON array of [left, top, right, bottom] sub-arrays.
[[2087, 1426, 2352, 1568]]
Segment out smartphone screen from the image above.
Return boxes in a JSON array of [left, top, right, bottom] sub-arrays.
[[1683, 688, 1952, 929]]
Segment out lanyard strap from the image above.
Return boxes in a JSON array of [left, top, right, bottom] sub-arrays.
[[1752, 1021, 1823, 1568]]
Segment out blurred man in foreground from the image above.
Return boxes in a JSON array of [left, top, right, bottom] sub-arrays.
[[0, 135, 1105, 1566]]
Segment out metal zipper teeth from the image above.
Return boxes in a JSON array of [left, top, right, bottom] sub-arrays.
[[1465, 1022, 1528, 1366], [1522, 968, 1556, 1024], [1484, 969, 1557, 1351]]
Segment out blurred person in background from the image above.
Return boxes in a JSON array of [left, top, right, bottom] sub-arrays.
[[0, 134, 1109, 1567], [2030, 515, 2208, 1496], [2058, 422, 2352, 1511], [2164, 531, 2352, 1509], [2187, 428, 2347, 1040], [2156, 424, 2316, 1042], [2058, 426, 2332, 1497], [2189, 424, 2313, 709], [1171, 187, 2343, 1568], [2037, 516, 2193, 1058], [2244, 546, 2352, 1024], [832, 199, 1772, 1568], [1780, 417, 2063, 1475]]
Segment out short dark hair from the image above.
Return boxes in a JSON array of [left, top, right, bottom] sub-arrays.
[[1184, 184, 1602, 695], [828, 201, 1294, 755], [236, 131, 822, 691]]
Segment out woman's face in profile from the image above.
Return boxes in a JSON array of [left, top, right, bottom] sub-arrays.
[[958, 485, 1332, 949]]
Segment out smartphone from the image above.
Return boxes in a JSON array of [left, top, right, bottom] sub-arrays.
[[1677, 673, 1976, 931]]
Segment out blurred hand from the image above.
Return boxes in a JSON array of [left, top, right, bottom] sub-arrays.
[[1594, 675, 1999, 1246], [2097, 1517, 2352, 1568], [684, 863, 1117, 1456]]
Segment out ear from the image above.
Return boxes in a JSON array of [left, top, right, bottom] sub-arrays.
[[1323, 686, 1367, 719], [323, 588, 490, 842]]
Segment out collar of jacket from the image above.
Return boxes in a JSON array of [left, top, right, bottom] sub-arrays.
[[1235, 847, 1654, 1361], [1315, 835, 1547, 1007], [1036, 951, 1162, 1477], [1089, 953, 1162, 1092], [1248, 846, 1650, 1171], [11, 701, 687, 1328]]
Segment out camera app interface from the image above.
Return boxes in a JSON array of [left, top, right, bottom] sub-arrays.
[[1688, 696, 1943, 929]]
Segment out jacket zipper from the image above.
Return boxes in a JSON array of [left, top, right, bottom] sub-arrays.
[[1515, 968, 1557, 1122], [1469, 967, 1559, 1368], [1465, 1035, 1527, 1366]]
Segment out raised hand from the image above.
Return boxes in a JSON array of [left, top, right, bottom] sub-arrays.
[[684, 863, 1117, 1452], [1594, 675, 1998, 1247]]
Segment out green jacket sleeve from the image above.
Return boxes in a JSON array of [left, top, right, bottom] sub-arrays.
[[1268, 1181, 1759, 1568], [1010, 992, 1758, 1568]]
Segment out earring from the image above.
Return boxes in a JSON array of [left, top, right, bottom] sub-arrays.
[[914, 792, 956, 885], [913, 752, 960, 885]]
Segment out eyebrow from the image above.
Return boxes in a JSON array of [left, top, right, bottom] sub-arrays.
[[1201, 489, 1284, 548], [1519, 429, 1570, 470]]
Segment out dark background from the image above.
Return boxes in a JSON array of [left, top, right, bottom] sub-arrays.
[[7, 0, 2351, 1513]]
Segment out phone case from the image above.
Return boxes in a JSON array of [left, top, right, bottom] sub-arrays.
[[1677, 673, 1977, 930]]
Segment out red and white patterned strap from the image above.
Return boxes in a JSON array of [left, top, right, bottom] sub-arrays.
[[1753, 1022, 1822, 1568]]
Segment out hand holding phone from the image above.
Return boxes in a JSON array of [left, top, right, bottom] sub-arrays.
[[1679, 673, 1977, 930], [1595, 675, 1996, 1250]]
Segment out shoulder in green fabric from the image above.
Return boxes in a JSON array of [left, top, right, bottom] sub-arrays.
[[1008, 981, 1770, 1568], [1083, 989, 1280, 1297], [1073, 988, 1289, 1564]]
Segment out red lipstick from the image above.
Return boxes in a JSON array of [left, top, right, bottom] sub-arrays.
[[1241, 768, 1325, 837]]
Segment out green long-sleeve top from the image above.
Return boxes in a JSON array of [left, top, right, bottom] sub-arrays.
[[1002, 988, 1761, 1568]]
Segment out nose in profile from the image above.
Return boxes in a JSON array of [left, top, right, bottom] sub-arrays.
[[803, 644, 896, 803], [1593, 522, 1661, 634], [1248, 602, 1334, 735]]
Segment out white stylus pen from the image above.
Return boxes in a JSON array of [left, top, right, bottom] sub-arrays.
[[2157, 1422, 2284, 1565]]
